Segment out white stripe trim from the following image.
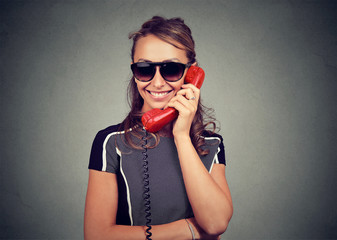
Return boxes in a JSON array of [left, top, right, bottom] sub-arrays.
[[101, 128, 134, 224], [209, 147, 221, 173], [117, 148, 134, 226], [102, 130, 126, 171], [203, 137, 221, 173], [203, 136, 221, 142]]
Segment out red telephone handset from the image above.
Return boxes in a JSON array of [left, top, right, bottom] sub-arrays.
[[141, 66, 205, 133]]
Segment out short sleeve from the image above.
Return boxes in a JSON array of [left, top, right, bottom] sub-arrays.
[[88, 127, 120, 173], [201, 132, 227, 169]]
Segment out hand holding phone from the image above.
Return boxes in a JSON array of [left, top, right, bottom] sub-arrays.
[[141, 66, 205, 133]]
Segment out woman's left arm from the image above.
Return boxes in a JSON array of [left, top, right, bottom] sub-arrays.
[[167, 84, 233, 236]]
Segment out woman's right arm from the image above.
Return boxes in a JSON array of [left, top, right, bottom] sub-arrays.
[[84, 169, 217, 240]]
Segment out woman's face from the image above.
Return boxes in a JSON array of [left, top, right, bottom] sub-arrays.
[[133, 34, 189, 112]]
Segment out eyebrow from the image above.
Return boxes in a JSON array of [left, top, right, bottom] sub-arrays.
[[137, 58, 181, 63]]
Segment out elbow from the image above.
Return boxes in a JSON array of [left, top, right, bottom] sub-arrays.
[[202, 210, 233, 236], [84, 226, 98, 240], [202, 219, 229, 236], [84, 227, 111, 240], [84, 223, 111, 240]]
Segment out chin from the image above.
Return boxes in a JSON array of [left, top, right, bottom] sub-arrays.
[[150, 103, 166, 110]]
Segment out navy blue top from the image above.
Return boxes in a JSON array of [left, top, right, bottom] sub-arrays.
[[89, 123, 226, 226]]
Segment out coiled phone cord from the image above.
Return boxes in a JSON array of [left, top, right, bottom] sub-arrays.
[[142, 127, 152, 240]]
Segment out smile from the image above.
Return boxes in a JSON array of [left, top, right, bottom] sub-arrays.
[[147, 90, 172, 98]]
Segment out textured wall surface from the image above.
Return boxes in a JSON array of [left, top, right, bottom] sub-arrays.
[[1, 1, 336, 239]]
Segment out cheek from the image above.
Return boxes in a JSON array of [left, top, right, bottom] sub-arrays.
[[171, 80, 184, 92], [134, 82, 146, 100], [136, 81, 148, 92]]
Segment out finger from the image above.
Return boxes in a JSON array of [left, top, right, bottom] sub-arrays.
[[167, 99, 194, 117], [176, 88, 196, 101], [181, 84, 200, 96], [163, 95, 183, 109], [169, 95, 196, 112], [181, 85, 200, 101]]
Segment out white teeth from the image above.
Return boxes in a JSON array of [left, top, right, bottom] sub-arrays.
[[150, 91, 169, 97]]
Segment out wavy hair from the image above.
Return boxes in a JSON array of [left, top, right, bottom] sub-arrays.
[[121, 16, 218, 155]]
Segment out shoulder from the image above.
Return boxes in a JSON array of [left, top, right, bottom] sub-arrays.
[[201, 131, 226, 165], [93, 123, 126, 142], [202, 130, 224, 144], [96, 123, 124, 137], [89, 123, 124, 172], [91, 123, 125, 153]]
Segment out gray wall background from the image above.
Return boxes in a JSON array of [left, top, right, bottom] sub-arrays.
[[1, 0, 336, 239]]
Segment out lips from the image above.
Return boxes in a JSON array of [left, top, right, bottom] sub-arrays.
[[146, 90, 172, 98]]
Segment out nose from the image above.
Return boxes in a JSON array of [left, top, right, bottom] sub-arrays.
[[151, 66, 166, 88]]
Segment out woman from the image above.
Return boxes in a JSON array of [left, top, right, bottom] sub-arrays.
[[84, 16, 233, 240]]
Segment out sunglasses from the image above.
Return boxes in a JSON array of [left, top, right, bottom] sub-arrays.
[[131, 61, 191, 82]]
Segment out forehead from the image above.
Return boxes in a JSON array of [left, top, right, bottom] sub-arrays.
[[133, 34, 188, 63]]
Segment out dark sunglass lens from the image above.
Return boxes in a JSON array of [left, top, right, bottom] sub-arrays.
[[131, 63, 155, 81], [161, 62, 185, 81]]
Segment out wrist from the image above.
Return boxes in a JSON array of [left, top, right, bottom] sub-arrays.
[[173, 133, 191, 143], [186, 218, 201, 240], [172, 219, 194, 240], [185, 219, 195, 240]]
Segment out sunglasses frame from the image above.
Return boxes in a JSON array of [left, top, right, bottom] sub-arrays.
[[131, 61, 191, 82]]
